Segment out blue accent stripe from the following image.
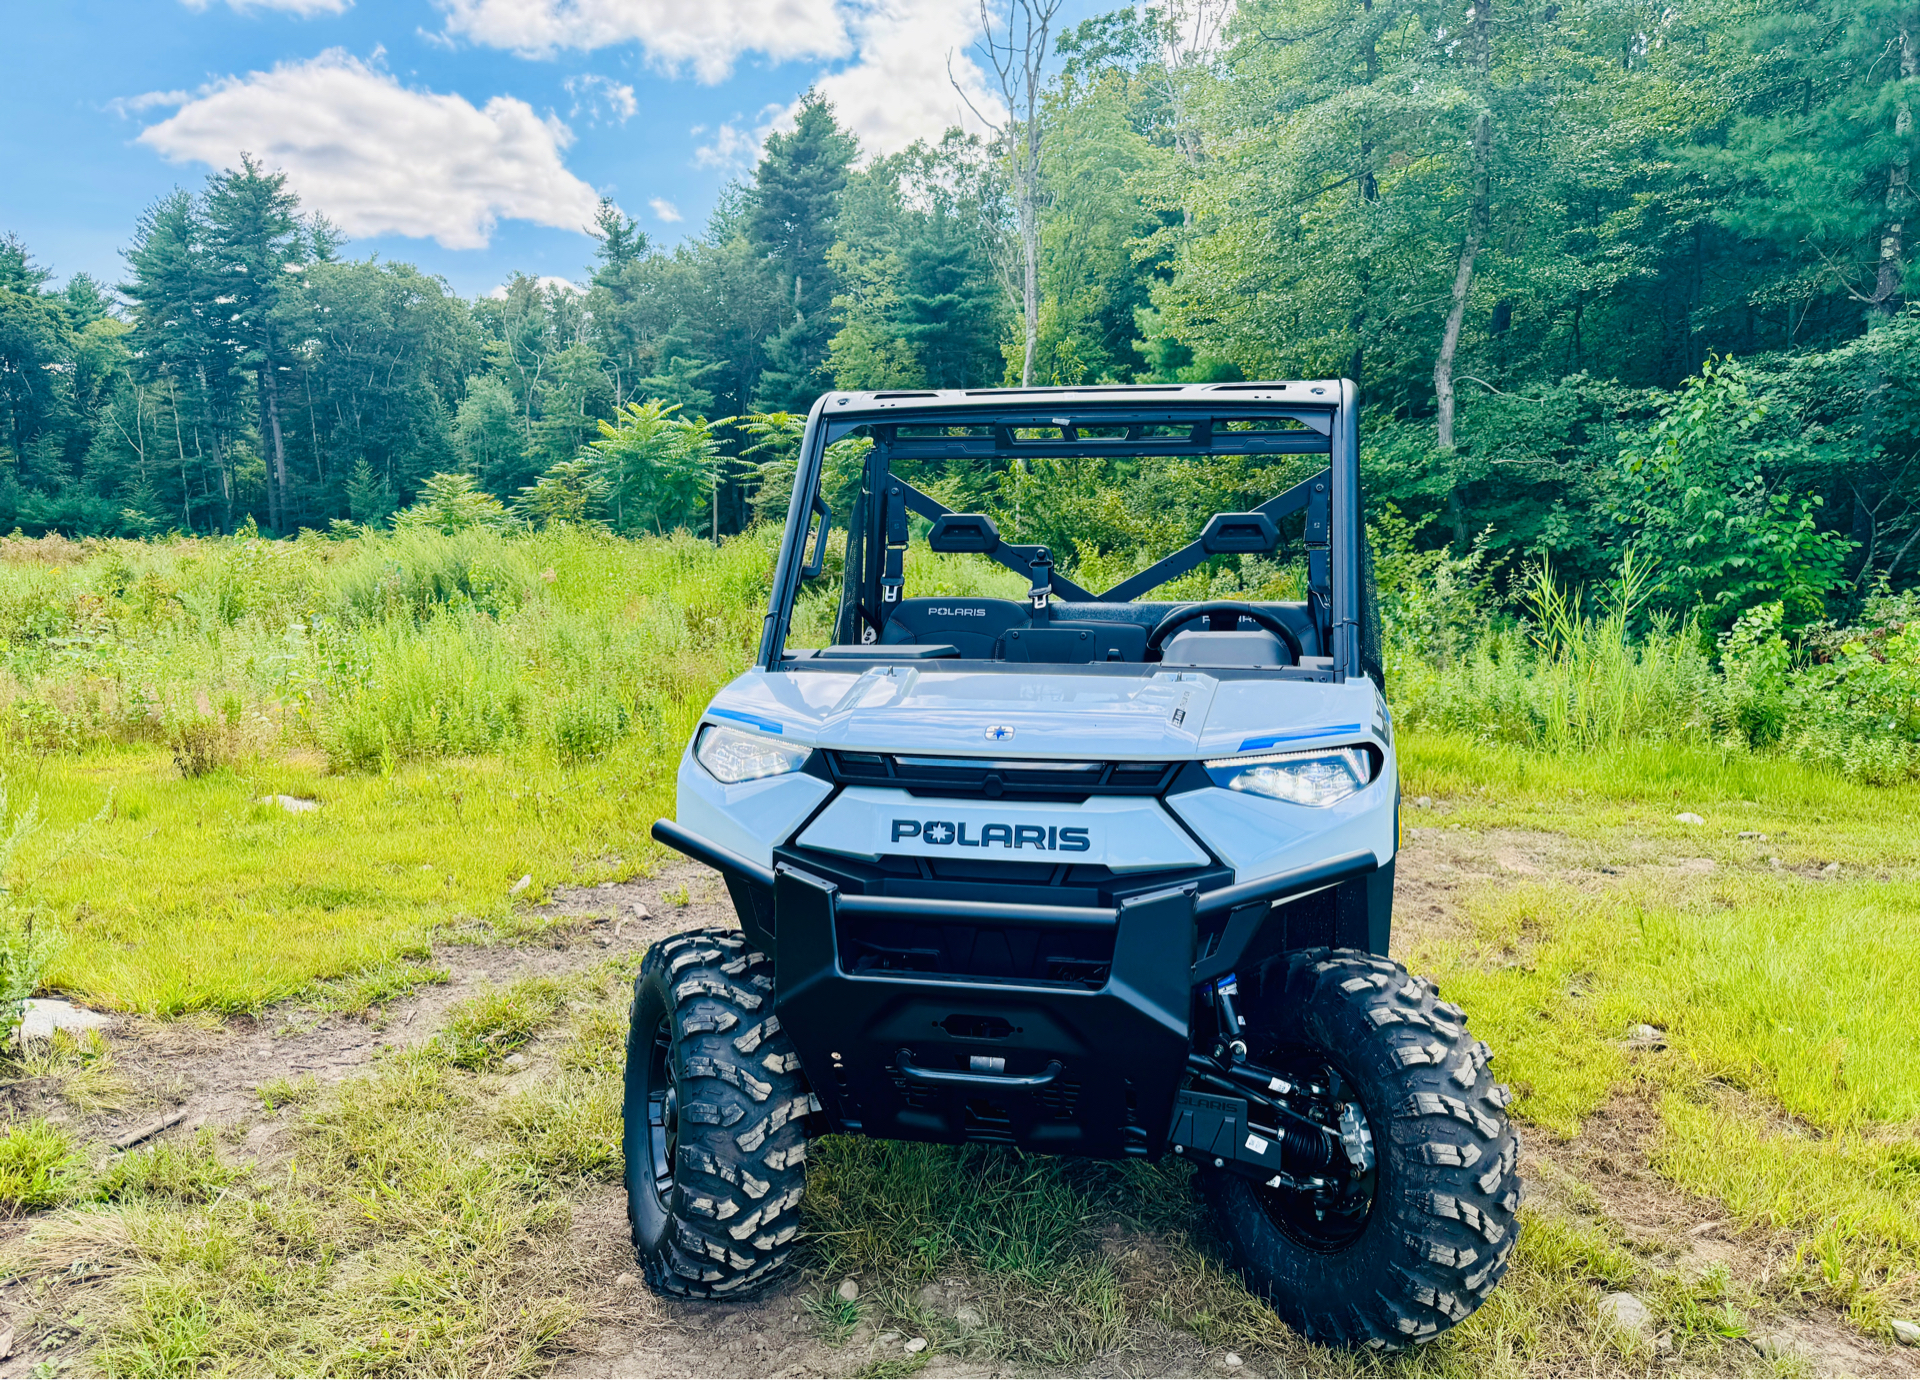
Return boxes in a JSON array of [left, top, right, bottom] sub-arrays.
[[1236, 724, 1363, 752], [709, 707, 785, 735]]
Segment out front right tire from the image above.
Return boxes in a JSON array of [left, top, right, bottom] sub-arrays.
[[624, 926, 816, 1297], [1200, 947, 1522, 1347]]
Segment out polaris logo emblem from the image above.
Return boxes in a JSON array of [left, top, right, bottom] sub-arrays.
[[984, 724, 1015, 741], [892, 820, 1090, 852]]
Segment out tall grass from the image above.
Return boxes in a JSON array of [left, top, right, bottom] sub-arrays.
[[0, 522, 1911, 780], [0, 525, 781, 773], [1391, 553, 1721, 751], [1380, 531, 1920, 780]]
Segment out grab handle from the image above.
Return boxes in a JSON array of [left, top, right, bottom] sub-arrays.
[[895, 1048, 1063, 1089], [801, 494, 832, 579]]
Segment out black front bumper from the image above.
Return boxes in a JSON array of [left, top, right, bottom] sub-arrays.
[[651, 819, 1374, 1161]]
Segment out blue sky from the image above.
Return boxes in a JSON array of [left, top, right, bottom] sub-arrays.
[[2, 0, 1102, 300]]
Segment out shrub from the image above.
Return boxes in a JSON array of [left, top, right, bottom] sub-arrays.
[[1782, 592, 1920, 783], [1718, 603, 1792, 747]]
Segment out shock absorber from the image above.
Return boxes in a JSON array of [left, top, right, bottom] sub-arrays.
[[1274, 1122, 1342, 1176], [1214, 974, 1247, 1059]]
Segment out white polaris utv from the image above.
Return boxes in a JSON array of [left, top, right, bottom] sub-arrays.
[[630, 381, 1520, 1347]]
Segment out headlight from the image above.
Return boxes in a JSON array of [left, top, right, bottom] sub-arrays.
[[695, 724, 812, 784], [1205, 746, 1373, 807]]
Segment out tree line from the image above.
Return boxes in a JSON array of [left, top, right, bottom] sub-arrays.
[[1, 0, 1917, 620]]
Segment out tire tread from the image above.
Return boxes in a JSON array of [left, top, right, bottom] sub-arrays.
[[629, 926, 811, 1300], [1202, 946, 1521, 1349]]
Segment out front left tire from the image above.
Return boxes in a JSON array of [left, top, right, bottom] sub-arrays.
[[624, 927, 816, 1297]]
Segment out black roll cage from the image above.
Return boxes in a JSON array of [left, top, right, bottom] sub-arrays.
[[757, 382, 1364, 679]]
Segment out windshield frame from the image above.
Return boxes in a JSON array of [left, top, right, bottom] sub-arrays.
[[758, 382, 1363, 680]]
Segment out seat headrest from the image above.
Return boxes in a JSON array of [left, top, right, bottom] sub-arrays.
[[926, 513, 1001, 554], [881, 597, 1029, 658]]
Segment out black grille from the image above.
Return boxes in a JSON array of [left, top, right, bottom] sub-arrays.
[[1034, 1080, 1082, 1119], [891, 1076, 943, 1109], [776, 843, 1231, 914], [828, 752, 1177, 800]]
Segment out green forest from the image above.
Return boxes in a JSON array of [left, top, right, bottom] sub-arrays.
[[4, 0, 1920, 623]]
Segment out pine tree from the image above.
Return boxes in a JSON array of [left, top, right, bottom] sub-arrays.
[[0, 239, 74, 486], [1699, 0, 1920, 318], [748, 93, 859, 411], [203, 155, 310, 533], [897, 206, 1000, 388], [124, 191, 240, 531], [590, 198, 648, 271]]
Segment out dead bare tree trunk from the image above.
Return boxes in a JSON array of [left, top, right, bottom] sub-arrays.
[[1434, 0, 1493, 451], [955, 0, 1063, 387], [1876, 13, 1918, 314], [1158, 0, 1231, 169], [257, 354, 290, 533]]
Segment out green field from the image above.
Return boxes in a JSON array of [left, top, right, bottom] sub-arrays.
[[0, 529, 1915, 1376]]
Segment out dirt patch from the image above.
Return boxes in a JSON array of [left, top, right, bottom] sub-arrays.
[[0, 863, 733, 1380], [1525, 1091, 1917, 1379], [0, 863, 730, 1156], [1527, 1091, 1788, 1280], [553, 1190, 1239, 1380], [1390, 823, 1592, 952]]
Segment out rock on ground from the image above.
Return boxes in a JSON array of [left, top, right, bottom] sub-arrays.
[[1600, 1292, 1654, 1339], [15, 998, 111, 1042]]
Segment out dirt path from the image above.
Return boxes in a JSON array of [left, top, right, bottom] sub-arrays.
[[3, 864, 728, 1161]]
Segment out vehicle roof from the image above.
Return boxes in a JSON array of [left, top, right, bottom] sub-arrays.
[[818, 380, 1348, 421]]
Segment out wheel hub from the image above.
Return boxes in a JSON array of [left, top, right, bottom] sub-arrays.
[[1338, 1100, 1375, 1175], [1244, 1055, 1378, 1252], [647, 1023, 678, 1208]]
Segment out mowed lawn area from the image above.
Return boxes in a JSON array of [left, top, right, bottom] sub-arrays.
[[0, 728, 1914, 1376]]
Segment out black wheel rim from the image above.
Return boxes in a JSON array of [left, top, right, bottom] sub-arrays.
[[645, 1015, 678, 1211], [1250, 1052, 1378, 1253]]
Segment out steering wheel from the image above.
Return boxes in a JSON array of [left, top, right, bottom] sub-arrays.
[[1146, 601, 1305, 665]]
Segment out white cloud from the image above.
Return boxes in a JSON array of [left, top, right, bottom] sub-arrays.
[[486, 274, 584, 298], [693, 109, 781, 170], [563, 72, 636, 124], [106, 89, 191, 118], [136, 50, 603, 250], [433, 0, 1000, 155], [812, 0, 1002, 156], [435, 0, 850, 82], [649, 197, 682, 222], [437, 0, 1006, 155], [181, 0, 354, 15]]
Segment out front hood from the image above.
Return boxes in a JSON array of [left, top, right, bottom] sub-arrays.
[[705, 667, 1388, 760]]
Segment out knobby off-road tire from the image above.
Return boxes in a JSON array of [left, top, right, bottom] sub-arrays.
[[1200, 947, 1522, 1348], [624, 927, 817, 1298]]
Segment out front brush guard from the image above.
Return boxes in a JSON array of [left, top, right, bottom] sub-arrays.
[[651, 818, 1375, 1159]]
